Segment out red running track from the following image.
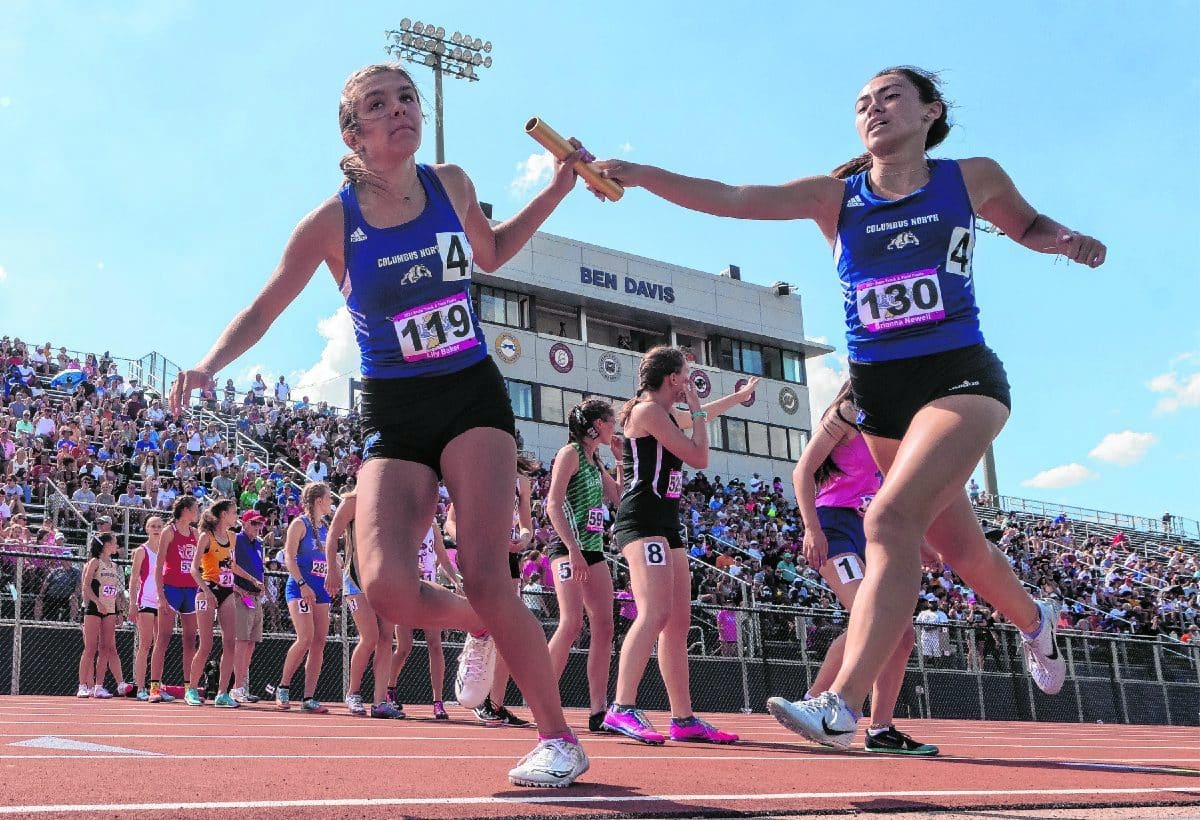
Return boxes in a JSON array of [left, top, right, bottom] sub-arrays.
[[0, 696, 1196, 819]]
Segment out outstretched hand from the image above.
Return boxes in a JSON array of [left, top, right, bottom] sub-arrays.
[[1053, 231, 1106, 268], [169, 368, 214, 416]]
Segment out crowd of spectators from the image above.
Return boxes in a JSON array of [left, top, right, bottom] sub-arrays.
[[2, 333, 1198, 650]]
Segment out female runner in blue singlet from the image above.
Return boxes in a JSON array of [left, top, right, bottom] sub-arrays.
[[592, 66, 1103, 748], [169, 63, 591, 787]]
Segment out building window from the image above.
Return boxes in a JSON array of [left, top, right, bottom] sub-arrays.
[[714, 337, 805, 384], [505, 379, 534, 419], [747, 421, 770, 457], [539, 385, 583, 426], [769, 425, 789, 460], [473, 285, 528, 330], [788, 428, 809, 460], [586, 314, 667, 353], [533, 299, 581, 339], [707, 417, 723, 450], [724, 418, 747, 453]]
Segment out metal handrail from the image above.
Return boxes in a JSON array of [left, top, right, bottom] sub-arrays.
[[996, 494, 1200, 542]]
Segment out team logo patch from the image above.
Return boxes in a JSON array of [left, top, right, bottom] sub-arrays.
[[350, 227, 368, 242], [549, 342, 574, 374], [778, 386, 799, 415], [735, 378, 756, 407], [691, 370, 712, 399], [400, 264, 433, 286], [886, 231, 920, 251], [598, 352, 621, 381], [495, 332, 522, 364]]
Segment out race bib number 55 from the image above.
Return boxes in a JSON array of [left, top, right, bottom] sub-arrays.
[[393, 293, 479, 363], [857, 268, 944, 333]]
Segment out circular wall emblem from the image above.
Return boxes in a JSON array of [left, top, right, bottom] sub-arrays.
[[549, 342, 574, 374], [691, 370, 712, 399], [735, 377, 756, 407], [495, 332, 521, 365], [778, 386, 799, 415], [598, 351, 621, 381]]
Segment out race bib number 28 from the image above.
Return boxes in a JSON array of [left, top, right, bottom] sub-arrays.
[[857, 268, 944, 333], [393, 293, 479, 363]]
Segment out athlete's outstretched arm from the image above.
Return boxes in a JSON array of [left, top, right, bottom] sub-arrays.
[[437, 148, 587, 273], [959, 157, 1106, 267], [589, 160, 842, 222], [169, 202, 340, 413]]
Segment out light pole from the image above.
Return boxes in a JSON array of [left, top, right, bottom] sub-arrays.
[[384, 18, 494, 164]]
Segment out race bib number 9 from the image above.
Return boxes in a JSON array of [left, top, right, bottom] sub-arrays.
[[101, 584, 118, 599], [665, 470, 683, 499], [218, 570, 234, 588], [586, 507, 605, 533], [297, 598, 310, 615], [857, 268, 944, 333], [393, 293, 479, 363], [310, 560, 328, 579]]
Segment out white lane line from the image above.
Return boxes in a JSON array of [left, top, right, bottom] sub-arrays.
[[8, 736, 161, 756], [0, 786, 1195, 815]]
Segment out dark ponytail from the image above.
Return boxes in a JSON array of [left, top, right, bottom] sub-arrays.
[[200, 498, 236, 535], [620, 346, 686, 427], [90, 532, 116, 559], [832, 66, 953, 180], [568, 399, 614, 445], [811, 381, 859, 491]]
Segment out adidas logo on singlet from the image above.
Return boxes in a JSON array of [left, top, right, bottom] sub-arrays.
[[350, 227, 368, 243], [846, 195, 865, 208]]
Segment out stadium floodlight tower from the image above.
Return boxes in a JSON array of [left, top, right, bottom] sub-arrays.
[[384, 19, 494, 164]]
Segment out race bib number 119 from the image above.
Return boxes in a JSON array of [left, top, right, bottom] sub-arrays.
[[393, 293, 479, 363]]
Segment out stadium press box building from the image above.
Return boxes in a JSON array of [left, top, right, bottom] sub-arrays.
[[470, 229, 833, 495]]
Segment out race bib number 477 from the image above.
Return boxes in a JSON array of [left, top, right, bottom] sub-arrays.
[[857, 268, 944, 332], [393, 293, 479, 363]]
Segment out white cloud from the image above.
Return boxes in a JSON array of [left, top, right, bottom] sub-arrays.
[[510, 150, 555, 196], [1088, 430, 1158, 466], [1148, 354, 1200, 415], [234, 363, 275, 389], [806, 340, 849, 422], [0, 97, 11, 108], [0, 265, 7, 284], [620, 141, 634, 154], [1021, 463, 1098, 489], [289, 307, 359, 408]]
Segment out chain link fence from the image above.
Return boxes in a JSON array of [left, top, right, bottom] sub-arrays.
[[3, 548, 1197, 725]]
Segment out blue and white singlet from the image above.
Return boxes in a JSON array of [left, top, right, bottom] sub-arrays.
[[338, 164, 489, 378], [834, 159, 984, 362]]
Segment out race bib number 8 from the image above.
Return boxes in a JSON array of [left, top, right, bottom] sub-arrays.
[[857, 268, 944, 333], [585, 507, 605, 533], [665, 470, 683, 499], [393, 293, 479, 363], [643, 541, 667, 567], [347, 596, 359, 614]]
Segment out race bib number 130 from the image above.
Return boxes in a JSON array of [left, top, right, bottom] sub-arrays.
[[857, 268, 944, 333], [393, 293, 479, 363]]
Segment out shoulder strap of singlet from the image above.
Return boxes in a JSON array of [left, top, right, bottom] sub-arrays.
[[417, 163, 451, 203]]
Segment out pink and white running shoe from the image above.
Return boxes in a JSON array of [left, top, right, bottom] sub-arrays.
[[601, 706, 665, 745], [669, 717, 739, 744]]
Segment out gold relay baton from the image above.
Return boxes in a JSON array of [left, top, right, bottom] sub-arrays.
[[524, 117, 624, 202]]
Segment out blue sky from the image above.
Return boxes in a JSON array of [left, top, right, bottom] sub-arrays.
[[1, 1, 1197, 522]]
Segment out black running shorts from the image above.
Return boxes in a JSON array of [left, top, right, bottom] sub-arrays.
[[360, 357, 516, 478], [849, 343, 1011, 440]]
